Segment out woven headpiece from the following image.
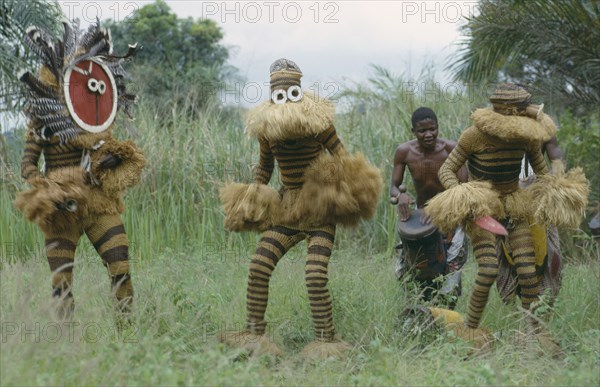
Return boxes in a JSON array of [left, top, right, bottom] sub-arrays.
[[269, 58, 303, 104], [489, 83, 532, 115], [19, 19, 138, 143]]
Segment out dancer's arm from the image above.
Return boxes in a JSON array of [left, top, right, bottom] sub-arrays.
[[21, 132, 43, 182], [254, 138, 274, 184], [317, 126, 346, 156]]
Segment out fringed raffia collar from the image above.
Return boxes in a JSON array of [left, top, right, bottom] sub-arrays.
[[245, 92, 335, 141], [471, 108, 556, 143]]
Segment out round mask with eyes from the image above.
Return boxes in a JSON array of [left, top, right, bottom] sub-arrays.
[[63, 59, 117, 133]]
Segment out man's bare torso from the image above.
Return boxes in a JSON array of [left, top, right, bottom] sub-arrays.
[[399, 139, 454, 207]]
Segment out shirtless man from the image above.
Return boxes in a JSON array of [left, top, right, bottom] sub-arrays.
[[390, 107, 468, 300]]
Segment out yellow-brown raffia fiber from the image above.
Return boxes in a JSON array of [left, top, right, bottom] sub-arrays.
[[425, 181, 505, 233], [299, 339, 352, 360], [288, 152, 383, 227], [220, 183, 281, 232], [245, 92, 335, 142], [425, 309, 493, 354], [529, 160, 589, 228], [452, 325, 494, 354], [429, 307, 465, 327], [86, 188, 124, 215], [502, 189, 533, 220], [90, 139, 146, 196], [471, 108, 556, 143], [14, 169, 89, 233], [217, 331, 283, 357]]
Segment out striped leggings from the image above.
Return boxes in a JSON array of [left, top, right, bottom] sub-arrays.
[[467, 219, 540, 328], [44, 213, 133, 314], [246, 224, 336, 342]]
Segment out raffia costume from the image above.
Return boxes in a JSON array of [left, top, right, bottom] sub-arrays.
[[14, 21, 144, 318], [219, 59, 382, 358], [425, 85, 588, 352]]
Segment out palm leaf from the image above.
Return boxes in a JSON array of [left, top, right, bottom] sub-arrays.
[[448, 0, 600, 111], [0, 0, 62, 113]]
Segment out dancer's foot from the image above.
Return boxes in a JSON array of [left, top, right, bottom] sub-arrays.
[[218, 330, 283, 357]]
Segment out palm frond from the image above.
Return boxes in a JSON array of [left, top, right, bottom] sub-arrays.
[[0, 0, 62, 113], [448, 0, 600, 111]]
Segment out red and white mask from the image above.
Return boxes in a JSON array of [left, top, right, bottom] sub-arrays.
[[63, 59, 117, 133]]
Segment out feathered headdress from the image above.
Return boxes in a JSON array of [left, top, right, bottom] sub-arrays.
[[20, 19, 138, 143]]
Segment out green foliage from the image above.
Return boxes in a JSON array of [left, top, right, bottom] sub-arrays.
[[0, 0, 62, 112], [105, 0, 234, 121], [450, 0, 600, 113], [556, 112, 600, 203]]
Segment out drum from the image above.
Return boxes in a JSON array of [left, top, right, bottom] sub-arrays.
[[397, 209, 447, 281]]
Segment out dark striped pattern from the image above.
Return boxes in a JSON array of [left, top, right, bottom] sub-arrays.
[[255, 126, 343, 188], [245, 225, 337, 341], [270, 77, 301, 91], [305, 226, 336, 340], [468, 220, 539, 328], [439, 131, 548, 194], [42, 138, 82, 171], [466, 227, 499, 328], [507, 221, 539, 310], [438, 144, 465, 189], [440, 126, 547, 329], [85, 214, 133, 313], [21, 138, 43, 180], [42, 213, 133, 314], [21, 135, 83, 180], [45, 227, 82, 293], [255, 138, 274, 185], [468, 147, 525, 193], [489, 85, 531, 108]]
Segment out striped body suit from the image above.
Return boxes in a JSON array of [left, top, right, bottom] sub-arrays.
[[21, 134, 133, 316], [247, 126, 343, 341], [439, 124, 548, 328]]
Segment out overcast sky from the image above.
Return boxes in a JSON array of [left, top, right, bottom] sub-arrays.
[[56, 0, 477, 105]]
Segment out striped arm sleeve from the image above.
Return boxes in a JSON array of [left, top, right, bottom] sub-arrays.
[[317, 126, 346, 156], [439, 144, 468, 189], [439, 126, 478, 189], [21, 135, 42, 181], [254, 137, 274, 184], [527, 143, 549, 176]]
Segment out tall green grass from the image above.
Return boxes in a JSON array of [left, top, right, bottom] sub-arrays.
[[2, 68, 597, 262], [2, 69, 488, 261]]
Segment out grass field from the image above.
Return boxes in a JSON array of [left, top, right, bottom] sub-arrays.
[[1, 243, 599, 385], [1, 72, 599, 385]]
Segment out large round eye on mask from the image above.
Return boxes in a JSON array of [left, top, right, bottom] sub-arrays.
[[64, 59, 117, 133], [271, 89, 287, 104], [287, 85, 303, 102]]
